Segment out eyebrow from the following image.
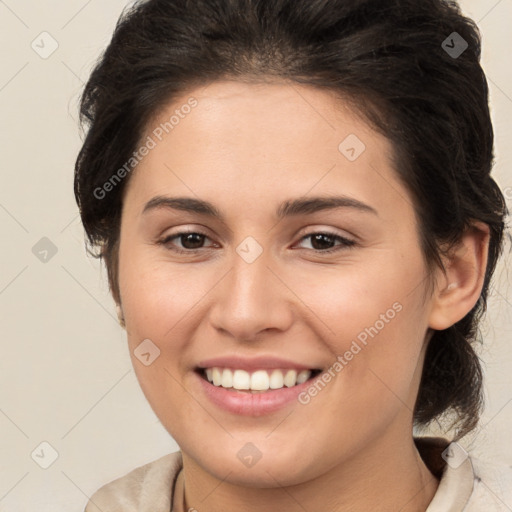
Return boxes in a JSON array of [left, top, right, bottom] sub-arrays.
[[142, 195, 379, 220]]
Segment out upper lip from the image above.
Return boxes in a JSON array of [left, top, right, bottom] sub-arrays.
[[196, 355, 321, 372]]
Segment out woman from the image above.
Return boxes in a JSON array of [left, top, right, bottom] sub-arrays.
[[75, 0, 511, 510]]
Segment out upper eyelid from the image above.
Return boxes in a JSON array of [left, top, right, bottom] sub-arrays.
[[160, 223, 355, 239]]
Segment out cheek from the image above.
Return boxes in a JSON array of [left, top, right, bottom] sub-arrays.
[[118, 253, 201, 417], [284, 254, 422, 340], [286, 254, 428, 401], [119, 249, 208, 339]]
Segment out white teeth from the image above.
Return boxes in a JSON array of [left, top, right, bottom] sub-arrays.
[[221, 368, 233, 388], [269, 369, 284, 389], [283, 369, 297, 387], [233, 369, 250, 390], [212, 368, 222, 386], [202, 367, 313, 391], [296, 370, 310, 384], [250, 370, 269, 390]]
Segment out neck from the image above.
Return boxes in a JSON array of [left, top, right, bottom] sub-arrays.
[[173, 432, 440, 512]]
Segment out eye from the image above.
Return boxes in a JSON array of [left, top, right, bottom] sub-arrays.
[[295, 232, 356, 254], [157, 230, 216, 254], [157, 229, 356, 255]]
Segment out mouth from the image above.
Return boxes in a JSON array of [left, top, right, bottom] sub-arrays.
[[195, 367, 323, 393]]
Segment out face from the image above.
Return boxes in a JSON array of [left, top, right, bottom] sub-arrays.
[[117, 80, 436, 486]]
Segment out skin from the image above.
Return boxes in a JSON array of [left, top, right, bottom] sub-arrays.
[[115, 80, 489, 512]]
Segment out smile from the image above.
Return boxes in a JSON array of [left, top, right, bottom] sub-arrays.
[[200, 367, 322, 392], [194, 365, 325, 416]]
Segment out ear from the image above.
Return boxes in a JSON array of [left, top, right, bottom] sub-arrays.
[[428, 221, 490, 331]]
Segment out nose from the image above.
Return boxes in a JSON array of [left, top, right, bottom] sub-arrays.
[[208, 248, 294, 342]]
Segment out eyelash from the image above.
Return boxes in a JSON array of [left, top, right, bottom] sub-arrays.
[[157, 230, 356, 255]]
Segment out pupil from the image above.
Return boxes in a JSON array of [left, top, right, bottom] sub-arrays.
[[182, 233, 204, 249], [312, 234, 334, 250]]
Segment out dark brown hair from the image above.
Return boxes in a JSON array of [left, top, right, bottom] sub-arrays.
[[74, 0, 509, 439]]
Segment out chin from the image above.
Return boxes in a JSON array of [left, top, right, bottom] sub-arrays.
[[186, 440, 320, 487]]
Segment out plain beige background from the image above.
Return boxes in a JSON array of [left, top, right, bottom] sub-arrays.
[[0, 0, 510, 510]]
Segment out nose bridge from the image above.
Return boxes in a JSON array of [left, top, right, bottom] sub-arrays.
[[233, 246, 271, 304], [209, 241, 292, 339]]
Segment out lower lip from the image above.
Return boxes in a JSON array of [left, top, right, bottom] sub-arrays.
[[194, 371, 320, 416]]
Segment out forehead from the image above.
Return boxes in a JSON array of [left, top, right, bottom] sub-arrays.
[[123, 80, 412, 226], [147, 79, 375, 147]]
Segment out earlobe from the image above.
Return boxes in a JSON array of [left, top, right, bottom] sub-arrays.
[[427, 221, 490, 331]]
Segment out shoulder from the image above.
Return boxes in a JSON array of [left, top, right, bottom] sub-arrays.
[[464, 456, 512, 511], [84, 451, 183, 512]]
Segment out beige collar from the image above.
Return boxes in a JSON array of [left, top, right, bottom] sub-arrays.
[[172, 466, 185, 512]]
